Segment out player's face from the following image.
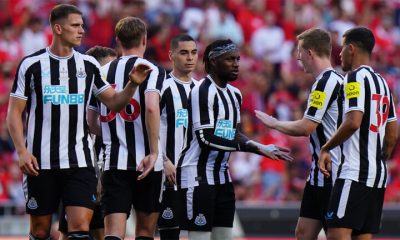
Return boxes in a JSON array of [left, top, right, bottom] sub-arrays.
[[340, 37, 352, 72], [297, 40, 312, 73], [214, 50, 240, 82], [57, 13, 85, 48], [170, 41, 198, 75]]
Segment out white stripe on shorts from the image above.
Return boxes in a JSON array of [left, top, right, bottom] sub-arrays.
[[337, 179, 351, 218], [186, 187, 194, 220]]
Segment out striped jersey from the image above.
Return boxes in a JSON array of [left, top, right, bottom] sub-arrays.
[[94, 55, 165, 171], [10, 47, 110, 169], [304, 68, 344, 186], [160, 73, 199, 166], [338, 65, 396, 188], [177, 75, 242, 188]]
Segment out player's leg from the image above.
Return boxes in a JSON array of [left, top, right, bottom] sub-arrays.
[[158, 185, 180, 240], [58, 204, 68, 240], [25, 171, 60, 239], [102, 170, 133, 239], [210, 183, 235, 240], [62, 168, 97, 239], [134, 171, 163, 239], [327, 228, 352, 240], [89, 205, 105, 240], [295, 182, 328, 240], [352, 233, 372, 240]]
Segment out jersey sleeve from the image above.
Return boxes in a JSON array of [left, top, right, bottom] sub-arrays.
[[142, 61, 165, 96], [344, 70, 365, 114], [91, 60, 111, 97], [304, 74, 341, 123], [192, 82, 216, 131], [387, 91, 397, 122], [10, 59, 32, 100]]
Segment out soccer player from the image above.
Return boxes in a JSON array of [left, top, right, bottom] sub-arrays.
[[255, 28, 344, 240], [319, 27, 397, 240], [88, 17, 165, 240], [6, 4, 150, 240], [176, 39, 293, 240], [157, 34, 199, 240], [58, 46, 118, 240]]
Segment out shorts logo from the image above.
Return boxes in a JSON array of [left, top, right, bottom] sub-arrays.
[[345, 82, 361, 99], [27, 197, 38, 210], [310, 90, 326, 109], [162, 207, 174, 220], [194, 213, 207, 226], [325, 211, 334, 220], [91, 194, 97, 203]]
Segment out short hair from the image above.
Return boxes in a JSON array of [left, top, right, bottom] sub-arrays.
[[49, 4, 82, 25], [297, 28, 331, 57], [203, 39, 235, 74], [115, 17, 147, 49], [170, 34, 195, 51], [343, 27, 375, 55], [85, 46, 117, 64]]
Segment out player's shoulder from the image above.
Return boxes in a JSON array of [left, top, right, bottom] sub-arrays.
[[227, 83, 242, 95], [19, 48, 47, 68]]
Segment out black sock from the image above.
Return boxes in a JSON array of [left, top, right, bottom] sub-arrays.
[[29, 233, 50, 240], [160, 228, 180, 240], [104, 236, 122, 240], [135, 237, 154, 240], [68, 231, 92, 240]]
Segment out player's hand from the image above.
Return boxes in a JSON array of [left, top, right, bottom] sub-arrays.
[[319, 147, 331, 178], [163, 156, 176, 185], [129, 64, 152, 86], [262, 144, 293, 162], [18, 150, 39, 176], [137, 152, 157, 180], [254, 110, 278, 129]]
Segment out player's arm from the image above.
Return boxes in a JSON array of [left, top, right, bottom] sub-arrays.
[[195, 127, 292, 161], [382, 121, 398, 161], [87, 109, 101, 136], [97, 64, 152, 112], [255, 111, 318, 136], [7, 97, 39, 176], [319, 110, 363, 177]]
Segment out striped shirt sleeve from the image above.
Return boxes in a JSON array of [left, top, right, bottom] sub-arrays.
[[304, 72, 340, 123], [10, 58, 32, 100], [90, 58, 110, 96], [344, 70, 365, 114], [387, 91, 397, 122], [142, 60, 165, 96]]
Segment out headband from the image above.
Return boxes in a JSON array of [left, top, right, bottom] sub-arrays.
[[208, 43, 238, 59]]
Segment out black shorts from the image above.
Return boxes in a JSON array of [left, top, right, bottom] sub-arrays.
[[102, 170, 162, 216], [24, 168, 97, 215], [158, 186, 180, 230], [177, 183, 235, 232], [59, 204, 104, 233], [326, 179, 385, 234], [300, 181, 332, 230]]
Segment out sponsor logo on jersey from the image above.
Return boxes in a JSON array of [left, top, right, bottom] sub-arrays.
[[162, 207, 174, 220], [214, 119, 235, 140], [43, 85, 84, 105], [176, 109, 188, 128], [27, 197, 38, 210], [194, 213, 207, 226], [310, 90, 326, 109], [345, 82, 361, 99]]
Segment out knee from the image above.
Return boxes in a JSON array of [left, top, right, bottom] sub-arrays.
[[68, 220, 90, 232], [29, 231, 50, 240], [295, 225, 317, 240]]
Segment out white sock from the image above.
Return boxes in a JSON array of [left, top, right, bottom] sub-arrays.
[[188, 231, 211, 240], [211, 227, 233, 240]]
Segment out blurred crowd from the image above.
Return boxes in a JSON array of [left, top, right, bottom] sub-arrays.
[[1, 0, 400, 215]]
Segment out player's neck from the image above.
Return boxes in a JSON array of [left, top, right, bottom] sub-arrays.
[[350, 55, 370, 71], [209, 73, 227, 88], [171, 70, 192, 82], [49, 42, 73, 57], [122, 48, 144, 58], [312, 58, 332, 79]]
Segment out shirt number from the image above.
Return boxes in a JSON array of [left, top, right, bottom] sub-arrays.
[[370, 93, 389, 133]]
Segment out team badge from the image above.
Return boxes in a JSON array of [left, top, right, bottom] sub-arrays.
[[162, 207, 174, 220], [345, 82, 361, 99], [194, 213, 207, 226], [76, 68, 87, 79], [310, 90, 326, 109], [27, 197, 38, 210]]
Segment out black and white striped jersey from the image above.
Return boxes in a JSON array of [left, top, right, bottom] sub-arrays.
[[177, 75, 242, 189], [95, 55, 165, 171], [304, 68, 344, 186], [338, 65, 396, 188], [160, 73, 199, 166], [10, 47, 110, 169]]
